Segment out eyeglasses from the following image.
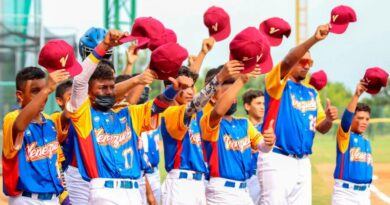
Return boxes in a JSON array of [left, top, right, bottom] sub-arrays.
[[299, 59, 314, 67]]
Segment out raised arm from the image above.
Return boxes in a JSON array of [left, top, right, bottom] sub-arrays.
[[280, 24, 330, 79], [12, 70, 69, 143], [115, 68, 155, 102], [189, 37, 215, 74], [122, 43, 138, 75]]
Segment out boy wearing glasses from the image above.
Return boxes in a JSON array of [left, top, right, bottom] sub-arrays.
[[258, 24, 339, 205]]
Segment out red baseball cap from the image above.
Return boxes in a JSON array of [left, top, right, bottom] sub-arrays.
[[148, 28, 177, 51], [150, 43, 189, 80], [229, 27, 273, 74], [309, 70, 328, 91], [363, 67, 388, 95], [259, 17, 291, 47], [38, 39, 82, 77], [203, 6, 231, 42], [119, 17, 165, 49], [330, 5, 357, 34]]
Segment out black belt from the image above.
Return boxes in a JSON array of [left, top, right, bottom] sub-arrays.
[[272, 148, 307, 159]]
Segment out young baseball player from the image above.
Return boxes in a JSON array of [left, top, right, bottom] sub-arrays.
[[332, 80, 372, 205], [242, 89, 265, 204], [258, 24, 338, 205], [2, 67, 70, 205], [200, 70, 276, 205], [67, 29, 191, 205]]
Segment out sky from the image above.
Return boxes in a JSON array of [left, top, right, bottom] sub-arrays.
[[42, 0, 390, 90]]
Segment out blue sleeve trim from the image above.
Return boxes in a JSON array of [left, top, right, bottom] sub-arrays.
[[341, 109, 354, 132], [162, 85, 177, 101]]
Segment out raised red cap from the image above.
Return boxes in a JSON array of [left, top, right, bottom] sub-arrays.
[[229, 27, 273, 74], [309, 70, 328, 91], [150, 43, 189, 80], [38, 39, 82, 77], [364, 67, 388, 95], [259, 17, 291, 47], [148, 28, 177, 51], [203, 6, 231, 42], [330, 5, 357, 34]]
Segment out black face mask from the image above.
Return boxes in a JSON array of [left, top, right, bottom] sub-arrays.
[[226, 102, 237, 116], [137, 86, 150, 104], [94, 95, 116, 111]]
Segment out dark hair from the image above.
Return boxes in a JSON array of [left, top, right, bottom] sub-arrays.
[[163, 66, 198, 87], [16, 66, 46, 91], [55, 80, 73, 98], [115, 74, 131, 84], [204, 65, 223, 85], [89, 61, 115, 84], [243, 89, 264, 114], [355, 103, 371, 114]]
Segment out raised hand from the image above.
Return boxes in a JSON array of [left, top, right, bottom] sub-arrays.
[[240, 65, 262, 84], [262, 119, 276, 146], [217, 60, 244, 83], [126, 43, 139, 65], [47, 69, 70, 93], [102, 29, 129, 49], [201, 37, 216, 54], [325, 98, 338, 121], [137, 69, 157, 85], [168, 76, 194, 91], [314, 24, 331, 41], [354, 79, 369, 97]]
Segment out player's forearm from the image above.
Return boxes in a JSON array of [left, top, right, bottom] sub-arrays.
[[189, 51, 206, 74], [257, 139, 273, 153], [184, 76, 219, 119], [122, 63, 133, 75], [70, 45, 107, 111], [316, 119, 333, 134], [125, 85, 146, 105], [114, 76, 143, 102], [151, 85, 178, 115], [280, 36, 318, 77]]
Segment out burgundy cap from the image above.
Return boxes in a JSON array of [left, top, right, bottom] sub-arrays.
[[119, 17, 165, 49], [309, 70, 328, 91], [148, 28, 177, 51], [38, 39, 82, 77], [363, 67, 388, 95], [259, 17, 291, 47], [150, 43, 189, 80], [330, 5, 357, 34], [229, 27, 273, 74], [203, 6, 231, 42]]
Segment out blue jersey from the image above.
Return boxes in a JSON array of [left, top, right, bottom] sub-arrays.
[[334, 110, 373, 184], [140, 127, 161, 172], [263, 63, 326, 156], [160, 105, 208, 173], [201, 113, 262, 181], [2, 111, 64, 196], [69, 99, 155, 180], [250, 123, 263, 173]]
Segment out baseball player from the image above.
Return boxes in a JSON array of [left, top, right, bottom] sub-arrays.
[[3, 67, 70, 205], [242, 89, 265, 204], [258, 24, 338, 205], [200, 70, 276, 205], [332, 80, 372, 205], [67, 29, 191, 205]]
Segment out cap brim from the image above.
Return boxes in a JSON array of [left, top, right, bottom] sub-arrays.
[[46, 60, 82, 78], [367, 84, 382, 95], [330, 23, 349, 34], [260, 23, 283, 47], [119, 36, 150, 49], [258, 53, 273, 74], [210, 22, 231, 42]]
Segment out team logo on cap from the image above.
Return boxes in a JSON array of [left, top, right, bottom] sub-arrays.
[[257, 54, 263, 62], [269, 27, 280, 35], [332, 15, 339, 22], [60, 54, 69, 68], [212, 22, 218, 32]]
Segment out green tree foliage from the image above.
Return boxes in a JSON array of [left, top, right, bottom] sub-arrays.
[[318, 82, 352, 117]]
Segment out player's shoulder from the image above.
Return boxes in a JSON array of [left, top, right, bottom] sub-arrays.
[[3, 110, 20, 121]]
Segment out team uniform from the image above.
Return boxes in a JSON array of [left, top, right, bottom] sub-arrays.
[[139, 127, 162, 204], [2, 110, 66, 205], [200, 112, 263, 205], [247, 123, 262, 205], [332, 110, 373, 205], [160, 104, 212, 205], [258, 63, 326, 205]]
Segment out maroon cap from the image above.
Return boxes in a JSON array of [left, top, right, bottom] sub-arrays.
[[203, 6, 231, 42], [38, 39, 82, 77], [309, 70, 328, 91], [119, 17, 165, 49], [229, 27, 273, 74], [150, 43, 189, 80], [330, 5, 357, 34], [363, 67, 388, 95], [148, 28, 177, 51], [259, 17, 291, 47]]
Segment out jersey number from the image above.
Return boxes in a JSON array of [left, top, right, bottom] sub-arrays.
[[122, 148, 134, 169]]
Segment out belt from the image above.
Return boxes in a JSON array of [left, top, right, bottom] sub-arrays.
[[272, 147, 307, 159], [335, 180, 370, 192], [145, 166, 158, 174], [104, 180, 139, 189], [22, 192, 58, 200], [252, 169, 257, 176], [224, 180, 247, 189], [179, 171, 203, 181]]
